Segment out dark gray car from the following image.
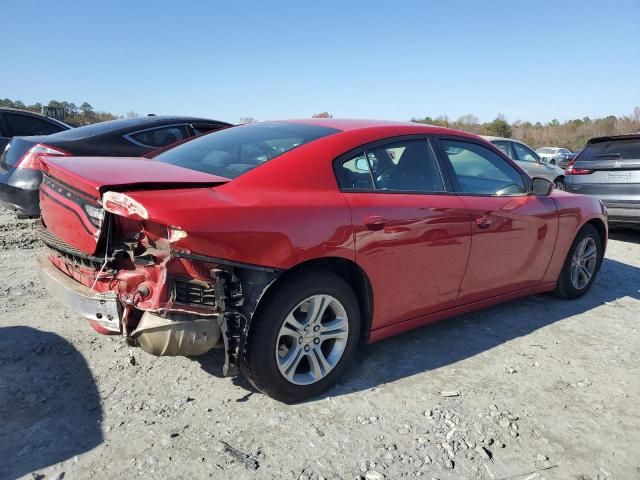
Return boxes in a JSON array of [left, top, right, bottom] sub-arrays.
[[565, 134, 640, 228]]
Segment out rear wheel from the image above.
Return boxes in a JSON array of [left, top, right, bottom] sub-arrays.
[[243, 269, 361, 403], [553, 224, 603, 299], [550, 159, 556, 165]]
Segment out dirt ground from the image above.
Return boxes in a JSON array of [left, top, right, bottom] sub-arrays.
[[1, 205, 639, 480]]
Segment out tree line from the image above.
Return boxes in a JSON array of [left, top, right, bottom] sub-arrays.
[[410, 108, 640, 151], [0, 98, 123, 125], [2, 98, 638, 151]]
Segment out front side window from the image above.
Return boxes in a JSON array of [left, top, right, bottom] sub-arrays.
[[128, 125, 189, 148], [339, 139, 445, 193], [155, 122, 339, 179], [441, 139, 526, 195], [512, 142, 539, 162], [4, 113, 65, 136]]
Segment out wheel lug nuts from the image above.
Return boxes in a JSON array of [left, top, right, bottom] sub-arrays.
[[314, 338, 320, 344], [304, 345, 310, 352], [313, 325, 320, 332], [298, 337, 303, 344], [304, 325, 310, 331]]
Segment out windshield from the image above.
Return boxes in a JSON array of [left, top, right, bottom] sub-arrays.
[[579, 138, 640, 161], [154, 122, 340, 179]]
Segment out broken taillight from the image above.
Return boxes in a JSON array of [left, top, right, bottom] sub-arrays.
[[102, 191, 148, 220], [16, 144, 70, 170]]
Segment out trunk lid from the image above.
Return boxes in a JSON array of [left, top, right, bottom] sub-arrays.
[[0, 136, 44, 170], [39, 156, 230, 255]]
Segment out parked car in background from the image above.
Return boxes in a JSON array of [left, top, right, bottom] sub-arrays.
[[0, 115, 231, 217], [536, 147, 575, 167], [36, 119, 607, 403], [0, 108, 70, 151], [483, 136, 566, 189], [565, 134, 640, 228]]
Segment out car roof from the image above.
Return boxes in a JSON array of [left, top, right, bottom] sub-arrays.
[[287, 118, 483, 139], [481, 135, 531, 146], [44, 115, 232, 141]]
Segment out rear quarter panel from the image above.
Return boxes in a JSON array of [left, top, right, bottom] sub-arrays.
[[542, 191, 607, 283]]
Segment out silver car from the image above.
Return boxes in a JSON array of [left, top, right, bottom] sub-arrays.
[[483, 136, 566, 190]]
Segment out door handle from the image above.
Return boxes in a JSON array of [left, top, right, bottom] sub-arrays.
[[364, 215, 387, 231], [475, 217, 493, 229]]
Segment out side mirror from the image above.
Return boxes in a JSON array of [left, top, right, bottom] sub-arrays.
[[531, 177, 554, 196]]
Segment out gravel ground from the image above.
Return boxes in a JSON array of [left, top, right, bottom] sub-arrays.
[[1, 205, 639, 480]]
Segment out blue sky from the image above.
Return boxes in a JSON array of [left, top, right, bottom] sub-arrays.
[[3, 0, 639, 123]]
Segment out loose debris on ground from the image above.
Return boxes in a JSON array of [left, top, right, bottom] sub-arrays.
[[1, 205, 639, 479]]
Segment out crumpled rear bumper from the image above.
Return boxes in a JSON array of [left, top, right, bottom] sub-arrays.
[[37, 256, 122, 332]]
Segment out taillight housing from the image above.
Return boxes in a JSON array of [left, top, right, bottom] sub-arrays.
[[16, 144, 70, 170], [565, 165, 593, 175], [102, 191, 149, 220]]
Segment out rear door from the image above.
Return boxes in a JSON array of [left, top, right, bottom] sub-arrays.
[[435, 137, 558, 303], [337, 136, 472, 329], [566, 138, 640, 203]]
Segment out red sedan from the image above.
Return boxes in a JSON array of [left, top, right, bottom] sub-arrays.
[[37, 119, 607, 403]]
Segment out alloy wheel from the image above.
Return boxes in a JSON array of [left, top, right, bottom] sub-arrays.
[[570, 237, 597, 289], [275, 294, 349, 385]]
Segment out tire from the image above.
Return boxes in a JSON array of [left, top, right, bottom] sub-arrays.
[[243, 269, 361, 403], [553, 224, 603, 299], [553, 177, 565, 190], [550, 159, 556, 165]]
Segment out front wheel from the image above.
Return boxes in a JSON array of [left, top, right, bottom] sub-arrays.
[[243, 269, 361, 403], [553, 177, 565, 190], [550, 159, 556, 165], [553, 224, 603, 299]]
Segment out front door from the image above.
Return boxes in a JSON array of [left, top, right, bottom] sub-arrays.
[[437, 137, 558, 304], [337, 137, 472, 329]]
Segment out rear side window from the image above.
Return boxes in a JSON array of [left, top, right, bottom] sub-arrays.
[[127, 125, 189, 148], [4, 113, 65, 136], [579, 139, 640, 161], [492, 141, 512, 157], [441, 139, 526, 195], [154, 122, 339, 179], [339, 139, 445, 193]]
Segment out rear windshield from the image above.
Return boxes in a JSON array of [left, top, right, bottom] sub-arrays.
[[154, 122, 340, 179], [579, 138, 640, 161]]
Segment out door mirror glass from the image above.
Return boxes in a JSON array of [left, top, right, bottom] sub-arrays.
[[531, 177, 554, 196]]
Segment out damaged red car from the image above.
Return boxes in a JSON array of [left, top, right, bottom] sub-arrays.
[[37, 119, 607, 403]]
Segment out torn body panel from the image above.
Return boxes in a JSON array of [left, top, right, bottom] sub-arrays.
[[39, 217, 281, 374]]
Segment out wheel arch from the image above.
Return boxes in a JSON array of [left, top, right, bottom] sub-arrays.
[[584, 217, 607, 254], [250, 256, 374, 343]]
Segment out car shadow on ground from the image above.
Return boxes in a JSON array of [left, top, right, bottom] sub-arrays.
[[0, 326, 102, 479], [609, 228, 640, 244], [328, 256, 640, 399], [198, 256, 640, 403]]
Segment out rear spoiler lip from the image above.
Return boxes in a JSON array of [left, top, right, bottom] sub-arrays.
[[587, 134, 640, 145]]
